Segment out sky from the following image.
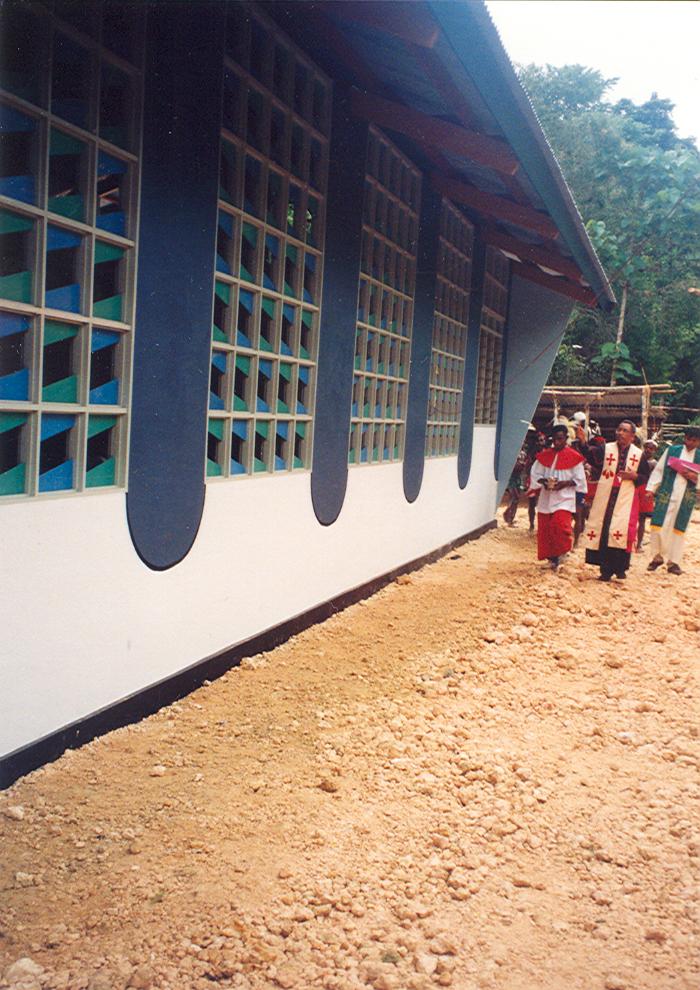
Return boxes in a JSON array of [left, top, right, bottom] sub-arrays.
[[486, 1, 700, 145]]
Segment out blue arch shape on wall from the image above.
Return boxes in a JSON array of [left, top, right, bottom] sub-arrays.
[[126, 5, 224, 570], [403, 186, 441, 504], [311, 91, 367, 527], [457, 232, 486, 489], [492, 268, 514, 481]]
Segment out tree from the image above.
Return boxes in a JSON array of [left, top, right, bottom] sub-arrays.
[[519, 64, 700, 415]]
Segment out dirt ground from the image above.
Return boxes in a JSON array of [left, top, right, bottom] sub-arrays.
[[1, 511, 699, 990]]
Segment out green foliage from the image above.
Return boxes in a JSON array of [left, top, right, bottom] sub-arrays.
[[590, 342, 639, 383], [521, 64, 617, 124], [549, 342, 588, 385], [518, 65, 700, 408]]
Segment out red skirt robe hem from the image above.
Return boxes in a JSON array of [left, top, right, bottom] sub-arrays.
[[537, 510, 574, 560]]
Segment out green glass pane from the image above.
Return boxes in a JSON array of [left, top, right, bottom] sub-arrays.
[[94, 241, 124, 264], [206, 459, 223, 477], [48, 194, 84, 221], [0, 209, 33, 234], [0, 271, 32, 303], [215, 281, 231, 304], [233, 396, 247, 411], [44, 320, 79, 345], [254, 458, 267, 472], [212, 326, 227, 342], [42, 375, 78, 403], [235, 356, 250, 373], [0, 412, 28, 433], [93, 294, 123, 321], [256, 421, 269, 438], [88, 415, 117, 438], [0, 463, 26, 496], [50, 129, 83, 156], [208, 418, 224, 441], [85, 457, 116, 488]]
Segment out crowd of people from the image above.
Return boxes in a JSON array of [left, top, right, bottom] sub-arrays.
[[504, 415, 700, 579]]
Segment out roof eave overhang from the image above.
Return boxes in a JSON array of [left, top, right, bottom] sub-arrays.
[[427, 0, 616, 311]]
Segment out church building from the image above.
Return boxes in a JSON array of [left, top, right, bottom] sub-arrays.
[[0, 0, 613, 786]]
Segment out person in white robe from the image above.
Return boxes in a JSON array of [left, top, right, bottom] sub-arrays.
[[646, 426, 700, 575]]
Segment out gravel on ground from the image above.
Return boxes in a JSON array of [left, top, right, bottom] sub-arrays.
[[1, 517, 699, 990]]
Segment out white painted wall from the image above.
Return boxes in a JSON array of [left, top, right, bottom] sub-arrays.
[[0, 427, 497, 758]]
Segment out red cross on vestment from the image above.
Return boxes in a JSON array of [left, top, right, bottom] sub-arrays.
[[612, 530, 623, 540], [587, 530, 596, 540], [606, 453, 616, 466], [628, 452, 639, 467]]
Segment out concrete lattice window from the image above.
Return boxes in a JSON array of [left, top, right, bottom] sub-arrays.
[[206, 4, 330, 478], [425, 199, 473, 457], [475, 246, 509, 425], [349, 126, 421, 466], [0, 2, 143, 497]]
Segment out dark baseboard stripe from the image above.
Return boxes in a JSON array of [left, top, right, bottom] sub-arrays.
[[1, 519, 496, 790]]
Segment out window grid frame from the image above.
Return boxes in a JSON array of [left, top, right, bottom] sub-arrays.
[[425, 199, 474, 458], [207, 4, 330, 481], [349, 125, 421, 468], [474, 246, 509, 426], [0, 5, 144, 500]]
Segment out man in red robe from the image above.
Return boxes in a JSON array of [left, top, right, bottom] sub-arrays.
[[529, 425, 587, 569]]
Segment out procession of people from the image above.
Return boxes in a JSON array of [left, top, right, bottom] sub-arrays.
[[504, 416, 700, 579]]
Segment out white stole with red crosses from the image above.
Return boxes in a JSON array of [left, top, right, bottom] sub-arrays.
[[585, 442, 642, 552]]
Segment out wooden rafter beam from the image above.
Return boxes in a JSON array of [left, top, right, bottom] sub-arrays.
[[511, 261, 597, 308], [431, 174, 559, 240], [414, 47, 480, 131], [328, 1, 441, 50], [482, 225, 586, 283], [414, 48, 534, 207], [313, 9, 385, 94], [351, 90, 519, 177], [290, 15, 465, 194], [498, 173, 531, 206]]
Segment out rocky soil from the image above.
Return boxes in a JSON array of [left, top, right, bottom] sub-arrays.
[[1, 516, 699, 990]]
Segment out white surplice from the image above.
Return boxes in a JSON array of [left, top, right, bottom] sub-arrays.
[[529, 455, 588, 514], [646, 445, 698, 565]]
